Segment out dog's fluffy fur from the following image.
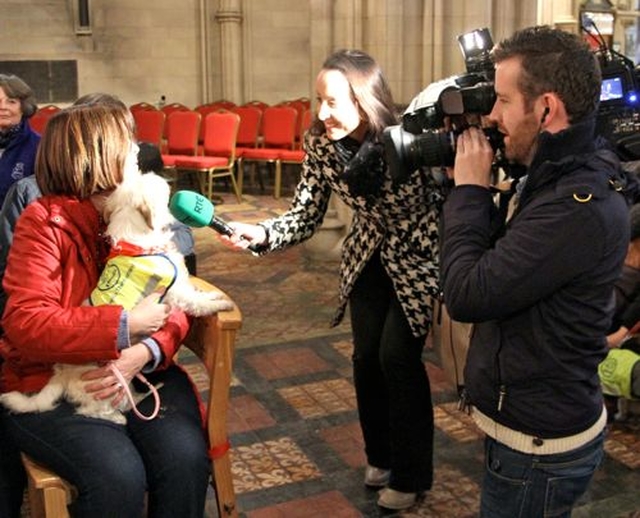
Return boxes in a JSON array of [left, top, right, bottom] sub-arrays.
[[0, 172, 233, 423]]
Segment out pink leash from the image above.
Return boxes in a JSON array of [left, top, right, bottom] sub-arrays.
[[108, 364, 161, 421]]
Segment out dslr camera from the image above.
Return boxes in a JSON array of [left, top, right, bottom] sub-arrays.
[[384, 28, 504, 183]]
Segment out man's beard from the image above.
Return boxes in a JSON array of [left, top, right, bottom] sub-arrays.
[[504, 114, 541, 166]]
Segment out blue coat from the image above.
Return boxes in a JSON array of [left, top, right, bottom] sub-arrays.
[[442, 118, 629, 437], [0, 119, 40, 207]]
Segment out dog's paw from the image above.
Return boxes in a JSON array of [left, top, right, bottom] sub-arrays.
[[203, 298, 234, 313], [169, 287, 234, 316], [201, 290, 225, 300], [187, 295, 234, 316]]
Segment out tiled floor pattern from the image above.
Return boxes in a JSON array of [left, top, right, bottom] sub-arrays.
[[185, 190, 640, 517]]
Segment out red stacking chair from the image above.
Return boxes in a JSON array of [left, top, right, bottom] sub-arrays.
[[277, 108, 313, 177], [232, 105, 262, 153], [133, 109, 166, 149], [173, 111, 242, 203], [239, 105, 298, 199], [161, 102, 190, 117], [194, 105, 227, 148], [160, 103, 190, 139], [243, 100, 268, 112], [209, 100, 236, 111], [29, 105, 61, 135], [129, 101, 156, 113], [231, 106, 262, 195], [160, 110, 201, 168], [242, 100, 269, 140], [281, 100, 309, 149]]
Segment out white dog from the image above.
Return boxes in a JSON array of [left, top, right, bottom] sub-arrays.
[[0, 172, 233, 423]]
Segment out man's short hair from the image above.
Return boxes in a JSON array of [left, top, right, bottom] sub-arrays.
[[492, 25, 601, 123]]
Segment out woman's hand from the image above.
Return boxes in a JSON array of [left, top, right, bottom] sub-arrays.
[[607, 327, 628, 348], [128, 290, 171, 342], [218, 222, 267, 251], [82, 344, 152, 406]]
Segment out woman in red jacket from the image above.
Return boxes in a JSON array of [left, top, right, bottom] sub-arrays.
[[0, 103, 210, 518]]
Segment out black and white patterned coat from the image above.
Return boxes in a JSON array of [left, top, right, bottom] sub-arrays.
[[260, 132, 445, 338]]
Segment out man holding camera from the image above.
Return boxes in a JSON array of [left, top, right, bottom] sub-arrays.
[[441, 26, 629, 517]]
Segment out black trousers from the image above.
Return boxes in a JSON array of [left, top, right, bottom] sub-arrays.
[[349, 252, 434, 493]]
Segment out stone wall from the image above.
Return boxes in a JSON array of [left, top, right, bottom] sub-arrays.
[[0, 1, 617, 109]]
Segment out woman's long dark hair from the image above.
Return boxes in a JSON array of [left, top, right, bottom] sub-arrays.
[[311, 49, 398, 140]]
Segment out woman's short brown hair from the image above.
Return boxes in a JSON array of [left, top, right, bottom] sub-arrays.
[[0, 74, 38, 118], [36, 104, 135, 198]]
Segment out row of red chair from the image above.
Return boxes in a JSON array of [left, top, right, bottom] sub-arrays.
[[161, 110, 242, 203], [131, 98, 311, 146], [27, 99, 313, 200], [237, 106, 311, 199], [136, 104, 312, 199]]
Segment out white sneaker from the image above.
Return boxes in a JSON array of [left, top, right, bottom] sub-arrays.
[[377, 488, 417, 510], [364, 465, 390, 488]]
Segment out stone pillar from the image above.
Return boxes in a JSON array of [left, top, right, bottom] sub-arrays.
[[215, 0, 243, 103], [333, 0, 363, 49], [309, 0, 333, 95], [302, 1, 348, 262]]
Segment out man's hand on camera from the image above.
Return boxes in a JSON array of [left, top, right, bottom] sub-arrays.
[[453, 126, 494, 188]]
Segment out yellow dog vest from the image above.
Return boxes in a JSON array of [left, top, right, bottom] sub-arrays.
[[90, 243, 182, 310]]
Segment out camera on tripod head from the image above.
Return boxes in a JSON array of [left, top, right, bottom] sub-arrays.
[[582, 15, 640, 161], [383, 27, 504, 183]]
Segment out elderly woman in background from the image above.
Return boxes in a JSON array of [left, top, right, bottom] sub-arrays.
[[0, 74, 40, 208], [0, 73, 40, 518]]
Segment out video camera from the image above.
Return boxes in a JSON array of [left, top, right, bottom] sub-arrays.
[[582, 16, 640, 161], [383, 27, 504, 182], [385, 22, 640, 184]]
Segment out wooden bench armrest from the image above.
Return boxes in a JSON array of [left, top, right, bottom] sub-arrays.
[[183, 276, 242, 518]]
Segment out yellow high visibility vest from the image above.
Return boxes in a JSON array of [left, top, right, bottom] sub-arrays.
[[90, 253, 181, 309]]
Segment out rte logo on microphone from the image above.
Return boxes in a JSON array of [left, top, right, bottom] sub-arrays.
[[193, 194, 205, 215]]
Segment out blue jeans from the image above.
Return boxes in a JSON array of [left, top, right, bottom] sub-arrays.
[[481, 431, 605, 518], [1, 365, 210, 518]]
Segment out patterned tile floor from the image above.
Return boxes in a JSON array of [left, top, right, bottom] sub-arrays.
[[187, 184, 640, 517]]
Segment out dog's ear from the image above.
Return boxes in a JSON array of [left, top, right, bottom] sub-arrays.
[[138, 199, 156, 230], [139, 173, 171, 230]]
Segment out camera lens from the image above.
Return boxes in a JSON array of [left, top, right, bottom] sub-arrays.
[[383, 126, 456, 182], [383, 125, 504, 182]]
